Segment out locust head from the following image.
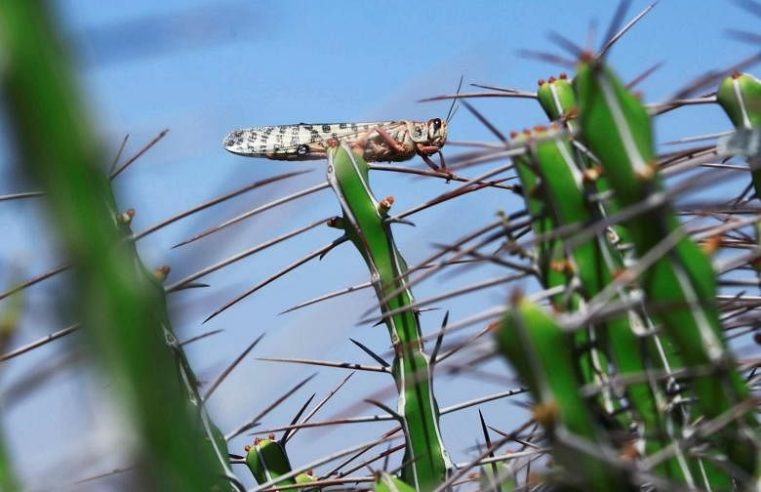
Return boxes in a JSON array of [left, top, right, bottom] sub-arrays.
[[427, 117, 447, 148], [408, 118, 447, 148]]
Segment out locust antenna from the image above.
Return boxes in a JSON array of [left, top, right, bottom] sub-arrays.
[[447, 104, 460, 124], [446, 75, 464, 124]]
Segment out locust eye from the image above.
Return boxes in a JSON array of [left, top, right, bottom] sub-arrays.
[[432, 118, 442, 131]]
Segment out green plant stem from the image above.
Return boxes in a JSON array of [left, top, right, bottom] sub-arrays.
[[0, 2, 233, 490], [327, 143, 451, 491], [496, 296, 636, 492], [576, 59, 759, 487]]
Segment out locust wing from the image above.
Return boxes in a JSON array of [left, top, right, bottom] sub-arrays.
[[223, 122, 397, 161]]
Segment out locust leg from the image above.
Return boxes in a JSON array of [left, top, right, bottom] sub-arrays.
[[436, 150, 446, 170], [419, 153, 441, 172], [370, 125, 447, 173], [371, 126, 443, 171], [434, 151, 452, 182], [414, 143, 449, 173], [372, 125, 408, 154]]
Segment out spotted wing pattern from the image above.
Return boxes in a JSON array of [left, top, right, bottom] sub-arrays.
[[223, 122, 396, 161]]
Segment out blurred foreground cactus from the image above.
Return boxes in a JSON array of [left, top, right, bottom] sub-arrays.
[[1, 1, 760, 491]]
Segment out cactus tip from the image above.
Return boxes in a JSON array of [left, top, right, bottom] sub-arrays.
[[532, 401, 558, 428], [117, 208, 136, 224], [327, 216, 345, 229], [635, 160, 658, 181], [619, 440, 641, 462], [579, 50, 594, 63], [526, 472, 543, 488], [549, 259, 573, 274], [509, 288, 523, 305], [549, 302, 563, 314], [701, 235, 722, 256], [378, 196, 394, 214], [564, 107, 579, 120], [153, 265, 171, 282], [582, 165, 603, 183]]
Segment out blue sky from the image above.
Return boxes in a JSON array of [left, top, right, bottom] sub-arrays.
[[0, 1, 758, 489]]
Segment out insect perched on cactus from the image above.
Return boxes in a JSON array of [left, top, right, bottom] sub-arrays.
[[325, 140, 451, 491], [4, 1, 761, 491], [224, 118, 449, 170]]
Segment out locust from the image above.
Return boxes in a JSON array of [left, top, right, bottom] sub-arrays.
[[223, 118, 448, 171]]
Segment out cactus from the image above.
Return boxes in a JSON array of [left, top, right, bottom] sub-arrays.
[[576, 55, 758, 482], [497, 294, 635, 491], [374, 472, 416, 492], [326, 142, 451, 491], [0, 2, 237, 490], [244, 436, 295, 487], [1, 1, 760, 491]]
